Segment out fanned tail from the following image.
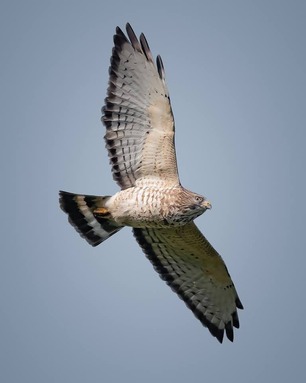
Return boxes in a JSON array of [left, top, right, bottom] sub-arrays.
[[59, 191, 123, 247]]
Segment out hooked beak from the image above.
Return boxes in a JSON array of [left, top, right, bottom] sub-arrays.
[[202, 200, 212, 210]]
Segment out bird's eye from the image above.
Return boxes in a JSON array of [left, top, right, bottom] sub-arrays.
[[195, 196, 203, 203]]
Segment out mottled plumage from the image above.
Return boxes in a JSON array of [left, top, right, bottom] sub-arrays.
[[59, 23, 243, 343]]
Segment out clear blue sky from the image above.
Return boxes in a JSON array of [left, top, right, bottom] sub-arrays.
[[1, 1, 305, 382]]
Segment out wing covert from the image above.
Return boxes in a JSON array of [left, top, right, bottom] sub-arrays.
[[102, 23, 179, 190], [133, 222, 243, 343]]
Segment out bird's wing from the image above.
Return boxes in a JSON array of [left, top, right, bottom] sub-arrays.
[[102, 23, 179, 190], [133, 222, 243, 343]]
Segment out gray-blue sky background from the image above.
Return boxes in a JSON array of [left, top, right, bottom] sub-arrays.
[[1, 1, 305, 382]]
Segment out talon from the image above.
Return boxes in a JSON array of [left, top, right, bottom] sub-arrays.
[[94, 207, 110, 217]]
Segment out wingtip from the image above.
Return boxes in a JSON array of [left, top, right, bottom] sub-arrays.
[[225, 321, 234, 342], [125, 22, 142, 52], [236, 296, 244, 310], [214, 328, 224, 343], [156, 54, 166, 81], [139, 32, 154, 63]]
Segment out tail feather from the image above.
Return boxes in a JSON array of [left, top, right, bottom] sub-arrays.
[[59, 191, 123, 247]]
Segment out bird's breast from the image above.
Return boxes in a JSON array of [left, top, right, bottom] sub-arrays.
[[107, 186, 187, 227]]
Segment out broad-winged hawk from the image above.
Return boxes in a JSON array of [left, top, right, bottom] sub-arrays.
[[59, 23, 243, 343]]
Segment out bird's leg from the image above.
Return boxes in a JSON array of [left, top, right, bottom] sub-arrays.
[[94, 207, 111, 218]]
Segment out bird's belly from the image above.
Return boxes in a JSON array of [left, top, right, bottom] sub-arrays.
[[107, 187, 187, 228]]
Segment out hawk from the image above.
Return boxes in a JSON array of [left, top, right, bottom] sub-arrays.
[[59, 23, 243, 343]]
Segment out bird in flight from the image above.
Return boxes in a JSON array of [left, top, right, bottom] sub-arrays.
[[59, 23, 243, 343]]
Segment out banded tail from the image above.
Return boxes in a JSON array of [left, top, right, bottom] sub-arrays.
[[59, 191, 123, 247]]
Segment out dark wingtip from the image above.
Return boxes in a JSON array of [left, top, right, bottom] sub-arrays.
[[156, 55, 165, 80], [236, 296, 244, 310], [225, 321, 234, 342], [139, 32, 154, 63], [212, 327, 224, 343], [232, 311, 240, 329], [115, 26, 126, 39], [126, 23, 142, 52], [113, 26, 129, 52]]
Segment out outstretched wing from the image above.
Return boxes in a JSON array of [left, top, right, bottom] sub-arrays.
[[102, 23, 179, 190], [133, 222, 243, 343]]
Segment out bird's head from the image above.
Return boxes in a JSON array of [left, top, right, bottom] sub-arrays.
[[179, 190, 212, 222], [191, 193, 212, 213]]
